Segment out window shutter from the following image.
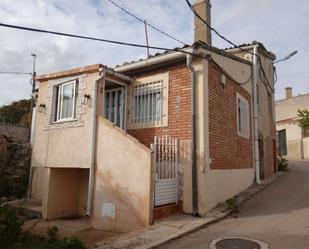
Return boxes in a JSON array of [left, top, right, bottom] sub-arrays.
[[242, 99, 249, 137], [244, 101, 247, 137], [238, 96, 249, 138]]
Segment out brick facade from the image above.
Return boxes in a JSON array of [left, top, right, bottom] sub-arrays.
[[127, 63, 192, 147], [208, 62, 253, 169]]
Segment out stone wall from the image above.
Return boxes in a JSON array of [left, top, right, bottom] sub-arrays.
[[0, 135, 31, 199]]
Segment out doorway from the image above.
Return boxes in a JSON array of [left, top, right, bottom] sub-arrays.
[[278, 129, 287, 156], [104, 81, 126, 129]]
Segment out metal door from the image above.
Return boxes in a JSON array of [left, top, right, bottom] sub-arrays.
[[105, 87, 125, 129], [278, 129, 287, 156], [151, 135, 178, 206]]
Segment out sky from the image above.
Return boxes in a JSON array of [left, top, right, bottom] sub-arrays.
[[0, 0, 308, 106]]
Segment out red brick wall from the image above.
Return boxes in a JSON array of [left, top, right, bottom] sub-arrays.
[[208, 62, 253, 169], [127, 63, 192, 147]]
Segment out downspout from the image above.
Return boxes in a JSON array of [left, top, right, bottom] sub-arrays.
[[186, 54, 198, 216], [86, 69, 104, 216], [253, 45, 261, 184]]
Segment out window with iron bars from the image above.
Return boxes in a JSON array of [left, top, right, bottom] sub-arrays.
[[130, 80, 164, 127]]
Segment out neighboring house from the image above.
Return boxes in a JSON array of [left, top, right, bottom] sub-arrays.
[[29, 0, 277, 233], [276, 87, 309, 159]]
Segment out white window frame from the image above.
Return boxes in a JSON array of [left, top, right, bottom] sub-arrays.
[[53, 80, 77, 123], [236, 93, 250, 138], [129, 73, 168, 129]]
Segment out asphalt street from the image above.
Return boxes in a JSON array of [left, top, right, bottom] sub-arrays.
[[158, 161, 309, 249]]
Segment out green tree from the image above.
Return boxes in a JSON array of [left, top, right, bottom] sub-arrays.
[[0, 99, 31, 126]]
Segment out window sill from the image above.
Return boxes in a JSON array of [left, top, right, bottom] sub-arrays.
[[237, 132, 250, 139], [128, 123, 168, 130], [52, 118, 77, 124]]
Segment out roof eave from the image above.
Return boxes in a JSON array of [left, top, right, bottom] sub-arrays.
[[36, 64, 104, 81]]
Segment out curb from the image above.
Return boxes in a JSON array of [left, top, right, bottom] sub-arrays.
[[148, 211, 232, 249]]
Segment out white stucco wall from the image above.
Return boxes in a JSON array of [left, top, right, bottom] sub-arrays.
[[201, 168, 254, 213], [92, 117, 153, 232], [31, 72, 100, 171]]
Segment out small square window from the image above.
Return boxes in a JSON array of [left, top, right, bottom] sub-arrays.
[[53, 80, 77, 122]]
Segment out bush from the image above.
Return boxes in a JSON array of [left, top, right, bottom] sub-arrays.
[[278, 157, 288, 171], [0, 204, 23, 248], [226, 197, 239, 214], [49, 237, 86, 249], [41, 226, 86, 249], [0, 176, 10, 198]]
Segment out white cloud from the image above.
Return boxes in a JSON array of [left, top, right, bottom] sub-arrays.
[[0, 0, 308, 105]]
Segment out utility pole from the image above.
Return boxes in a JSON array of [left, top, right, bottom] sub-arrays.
[[144, 20, 150, 58], [27, 53, 36, 198], [29, 53, 36, 140], [31, 54, 36, 94]]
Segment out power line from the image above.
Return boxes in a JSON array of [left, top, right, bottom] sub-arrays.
[[0, 22, 197, 57], [210, 58, 253, 85], [185, 0, 252, 54], [0, 71, 32, 75], [105, 0, 187, 46]]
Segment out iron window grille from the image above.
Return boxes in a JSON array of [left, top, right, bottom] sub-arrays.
[[130, 80, 164, 127]]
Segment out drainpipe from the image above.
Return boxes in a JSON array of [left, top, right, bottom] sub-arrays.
[[186, 54, 198, 216], [86, 69, 104, 216], [253, 45, 261, 184]]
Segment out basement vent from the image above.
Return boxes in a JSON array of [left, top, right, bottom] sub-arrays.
[[102, 203, 115, 219]]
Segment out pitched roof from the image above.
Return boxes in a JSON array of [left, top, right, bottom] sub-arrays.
[[224, 41, 276, 60], [114, 41, 252, 71], [114, 45, 191, 68]]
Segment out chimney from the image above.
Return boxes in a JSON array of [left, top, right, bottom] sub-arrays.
[[285, 87, 293, 99], [194, 0, 212, 45]]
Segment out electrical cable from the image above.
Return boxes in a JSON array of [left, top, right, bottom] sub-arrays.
[[106, 0, 187, 46], [0, 22, 198, 57], [0, 71, 32, 75], [185, 0, 276, 91], [274, 67, 278, 84], [185, 0, 256, 56], [210, 58, 253, 85], [259, 66, 274, 93], [257, 56, 274, 92]]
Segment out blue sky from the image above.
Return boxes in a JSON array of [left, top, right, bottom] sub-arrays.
[[0, 0, 308, 105]]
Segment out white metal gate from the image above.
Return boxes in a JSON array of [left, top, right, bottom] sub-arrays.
[[151, 135, 178, 206]]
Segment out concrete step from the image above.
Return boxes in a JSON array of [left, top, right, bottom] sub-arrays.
[[8, 199, 42, 220]]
